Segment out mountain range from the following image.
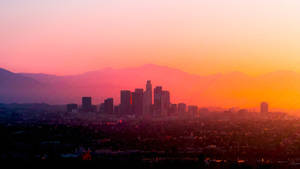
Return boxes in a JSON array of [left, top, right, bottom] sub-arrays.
[[1, 64, 300, 113]]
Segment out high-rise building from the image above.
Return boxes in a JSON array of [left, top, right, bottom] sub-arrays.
[[178, 103, 187, 114], [67, 104, 78, 113], [260, 102, 269, 113], [120, 90, 131, 114], [153, 87, 170, 116], [154, 86, 163, 115], [99, 103, 105, 113], [104, 98, 114, 113], [91, 105, 97, 112], [114, 105, 119, 114], [132, 88, 144, 115], [169, 104, 177, 115], [161, 90, 170, 116], [143, 80, 152, 115], [188, 105, 198, 115], [82, 97, 92, 112]]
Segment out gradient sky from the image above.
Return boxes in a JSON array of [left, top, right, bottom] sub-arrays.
[[1, 0, 300, 75]]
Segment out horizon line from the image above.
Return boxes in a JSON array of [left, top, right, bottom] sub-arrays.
[[1, 63, 299, 78]]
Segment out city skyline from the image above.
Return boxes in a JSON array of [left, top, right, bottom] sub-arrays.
[[1, 1, 300, 114], [1, 1, 300, 165], [1, 64, 298, 114], [68, 80, 270, 115]]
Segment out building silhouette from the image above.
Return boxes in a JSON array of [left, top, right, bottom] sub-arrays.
[[67, 104, 78, 113], [154, 86, 163, 115], [161, 90, 170, 116], [120, 90, 131, 114], [169, 104, 177, 115], [260, 102, 269, 113], [114, 105, 119, 113], [82, 97, 93, 112], [188, 105, 198, 115], [99, 103, 105, 113], [132, 88, 144, 115], [143, 80, 152, 115], [178, 103, 187, 114], [153, 87, 170, 116], [104, 98, 114, 113]]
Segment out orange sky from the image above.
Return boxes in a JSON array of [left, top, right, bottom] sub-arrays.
[[1, 1, 300, 112], [1, 0, 300, 76]]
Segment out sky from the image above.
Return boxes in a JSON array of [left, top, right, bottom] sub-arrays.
[[1, 0, 300, 76]]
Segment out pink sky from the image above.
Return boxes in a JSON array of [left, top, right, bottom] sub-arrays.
[[1, 0, 300, 75]]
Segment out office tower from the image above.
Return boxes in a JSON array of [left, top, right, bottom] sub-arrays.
[[104, 98, 114, 113], [188, 105, 198, 115], [132, 88, 144, 115], [99, 103, 105, 113], [161, 90, 170, 116], [114, 105, 119, 114], [169, 104, 177, 115], [260, 102, 269, 113], [91, 105, 97, 112], [154, 86, 163, 115], [82, 97, 92, 112], [67, 104, 78, 113], [143, 80, 152, 114], [178, 103, 187, 114], [120, 90, 131, 114]]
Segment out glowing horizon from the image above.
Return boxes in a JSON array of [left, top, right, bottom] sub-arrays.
[[1, 0, 300, 113]]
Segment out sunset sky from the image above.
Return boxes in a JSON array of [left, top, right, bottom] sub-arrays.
[[1, 0, 300, 76]]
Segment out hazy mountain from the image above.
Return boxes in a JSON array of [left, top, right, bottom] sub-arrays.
[[0, 68, 45, 103], [0, 68, 41, 88], [1, 65, 300, 113]]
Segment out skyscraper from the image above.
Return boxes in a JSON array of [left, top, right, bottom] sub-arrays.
[[114, 105, 119, 114], [82, 97, 92, 112], [104, 98, 114, 113], [154, 86, 163, 115], [178, 103, 187, 114], [132, 88, 144, 115], [99, 103, 105, 113], [188, 105, 198, 115], [169, 104, 177, 115], [143, 80, 152, 115], [120, 90, 131, 114], [153, 86, 170, 116], [161, 90, 170, 116], [260, 102, 269, 113]]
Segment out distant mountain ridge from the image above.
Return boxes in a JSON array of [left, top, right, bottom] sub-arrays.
[[0, 68, 41, 88], [1, 65, 300, 114]]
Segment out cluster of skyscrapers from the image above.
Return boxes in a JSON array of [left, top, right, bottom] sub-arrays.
[[66, 80, 270, 115], [67, 80, 199, 116], [119, 80, 172, 116]]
